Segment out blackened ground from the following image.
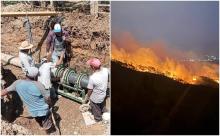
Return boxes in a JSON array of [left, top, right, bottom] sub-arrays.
[[111, 61, 219, 135]]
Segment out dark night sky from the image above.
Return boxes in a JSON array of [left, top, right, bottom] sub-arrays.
[[112, 1, 219, 57]]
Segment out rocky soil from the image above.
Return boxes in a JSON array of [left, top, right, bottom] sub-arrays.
[[1, 2, 110, 73], [1, 2, 110, 135]]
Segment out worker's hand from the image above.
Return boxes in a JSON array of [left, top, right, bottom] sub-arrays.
[[46, 52, 52, 62], [1, 89, 9, 98], [60, 51, 65, 59], [55, 63, 59, 68], [45, 97, 53, 107], [56, 51, 65, 67], [62, 36, 66, 41], [82, 98, 89, 104], [82, 94, 89, 104]]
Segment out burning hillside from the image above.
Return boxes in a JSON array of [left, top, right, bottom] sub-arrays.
[[112, 33, 219, 84], [111, 61, 219, 135]]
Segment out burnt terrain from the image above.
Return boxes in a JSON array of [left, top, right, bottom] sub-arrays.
[[111, 61, 219, 135]]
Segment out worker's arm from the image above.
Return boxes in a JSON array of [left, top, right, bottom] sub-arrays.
[[46, 51, 52, 62], [1, 89, 9, 97], [62, 29, 69, 39], [46, 31, 54, 62], [46, 31, 53, 52], [87, 89, 93, 98], [83, 89, 92, 104], [46, 40, 52, 54], [46, 42, 54, 63], [45, 97, 52, 107], [55, 51, 65, 67], [1, 80, 19, 98], [84, 77, 94, 103]]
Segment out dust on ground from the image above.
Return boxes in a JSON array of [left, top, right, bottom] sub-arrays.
[[1, 2, 110, 135], [1, 120, 32, 135]]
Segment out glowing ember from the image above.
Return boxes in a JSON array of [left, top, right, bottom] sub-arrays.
[[112, 33, 219, 84], [192, 76, 197, 81]]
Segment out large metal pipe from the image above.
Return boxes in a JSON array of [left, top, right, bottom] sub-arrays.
[[1, 53, 89, 89], [62, 68, 89, 89], [1, 53, 21, 67], [54, 65, 89, 89]]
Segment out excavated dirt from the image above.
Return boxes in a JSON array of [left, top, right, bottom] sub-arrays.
[[1, 120, 32, 135], [1, 2, 110, 73], [1, 2, 110, 135]]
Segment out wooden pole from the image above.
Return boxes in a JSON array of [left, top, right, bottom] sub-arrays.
[[90, 1, 98, 15], [1, 11, 60, 17]]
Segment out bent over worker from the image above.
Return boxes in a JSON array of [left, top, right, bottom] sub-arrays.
[[19, 41, 57, 101], [1, 67, 56, 134], [86, 58, 109, 122], [46, 23, 69, 66]]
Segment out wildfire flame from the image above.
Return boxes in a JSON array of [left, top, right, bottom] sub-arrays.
[[112, 33, 219, 84]]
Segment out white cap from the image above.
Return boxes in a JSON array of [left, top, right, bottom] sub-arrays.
[[54, 23, 61, 33], [27, 67, 39, 78]]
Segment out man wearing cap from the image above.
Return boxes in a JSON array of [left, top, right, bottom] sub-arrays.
[[19, 41, 35, 74], [46, 23, 69, 66], [86, 58, 109, 122], [1, 67, 55, 133]]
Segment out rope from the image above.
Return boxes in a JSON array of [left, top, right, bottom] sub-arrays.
[[24, 13, 33, 44], [50, 108, 61, 135]]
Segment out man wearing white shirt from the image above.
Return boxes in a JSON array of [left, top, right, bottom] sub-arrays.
[[19, 41, 35, 74], [86, 58, 109, 122]]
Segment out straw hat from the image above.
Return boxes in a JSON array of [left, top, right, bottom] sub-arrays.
[[19, 41, 33, 50]]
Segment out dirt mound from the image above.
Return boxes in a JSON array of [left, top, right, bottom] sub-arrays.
[[1, 2, 32, 12], [1, 120, 32, 135]]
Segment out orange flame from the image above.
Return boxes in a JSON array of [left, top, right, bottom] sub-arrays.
[[112, 33, 219, 84]]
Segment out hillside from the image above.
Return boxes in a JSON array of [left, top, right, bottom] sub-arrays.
[[111, 61, 219, 135]]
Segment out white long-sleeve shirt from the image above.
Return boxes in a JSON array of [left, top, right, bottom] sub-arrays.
[[19, 51, 35, 73]]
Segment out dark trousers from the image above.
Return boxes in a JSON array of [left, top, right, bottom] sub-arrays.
[[35, 111, 53, 130], [90, 100, 106, 122]]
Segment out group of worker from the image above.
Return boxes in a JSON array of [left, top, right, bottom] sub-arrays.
[[1, 23, 109, 134]]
